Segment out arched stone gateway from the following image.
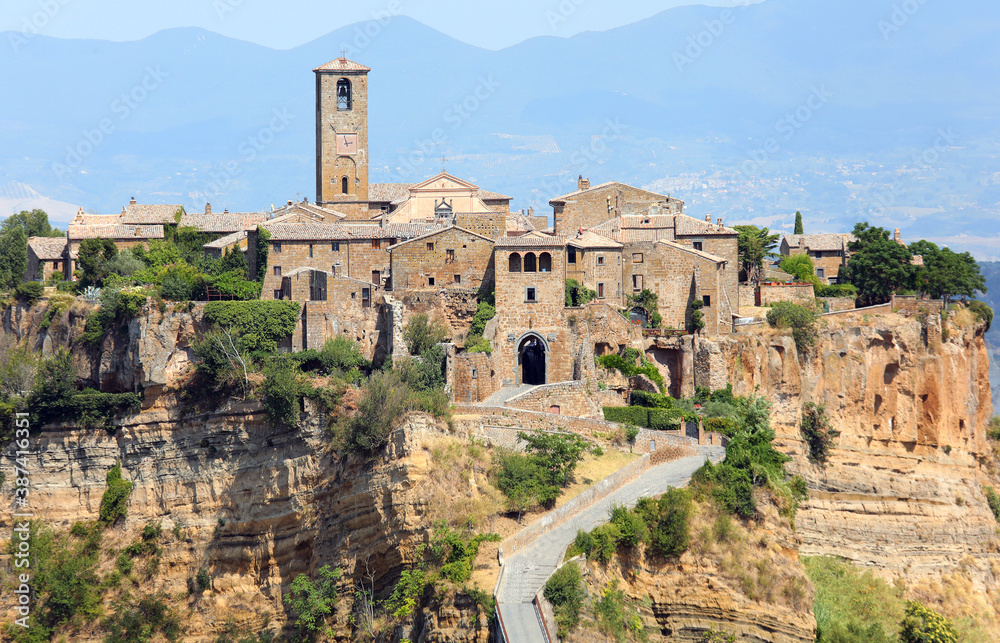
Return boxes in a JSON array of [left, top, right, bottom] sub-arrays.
[[517, 333, 547, 385]]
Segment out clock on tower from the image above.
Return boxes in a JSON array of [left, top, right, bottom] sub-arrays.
[[336, 133, 358, 156]]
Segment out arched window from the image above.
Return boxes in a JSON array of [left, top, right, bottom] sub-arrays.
[[539, 252, 552, 272], [342, 176, 349, 194], [337, 79, 352, 110], [524, 252, 537, 272], [508, 252, 522, 273]]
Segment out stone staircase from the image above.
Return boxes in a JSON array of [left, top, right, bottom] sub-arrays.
[[480, 383, 536, 407]]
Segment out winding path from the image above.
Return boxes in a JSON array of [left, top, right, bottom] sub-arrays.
[[495, 446, 725, 642]]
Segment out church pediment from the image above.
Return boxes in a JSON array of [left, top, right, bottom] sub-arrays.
[[408, 172, 479, 194]]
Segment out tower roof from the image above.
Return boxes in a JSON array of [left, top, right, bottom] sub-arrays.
[[313, 57, 371, 73]]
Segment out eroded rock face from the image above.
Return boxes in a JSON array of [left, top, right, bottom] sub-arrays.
[[707, 316, 998, 585]]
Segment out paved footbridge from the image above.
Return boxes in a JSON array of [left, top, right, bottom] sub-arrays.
[[494, 445, 725, 642]]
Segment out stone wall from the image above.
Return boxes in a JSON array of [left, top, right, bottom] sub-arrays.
[[758, 282, 814, 306], [290, 289, 385, 356], [738, 284, 756, 308], [817, 296, 855, 312], [451, 351, 500, 404], [504, 381, 604, 419], [316, 67, 369, 205], [389, 226, 494, 293], [553, 183, 678, 235], [891, 294, 945, 315], [455, 211, 506, 239], [261, 238, 389, 300]]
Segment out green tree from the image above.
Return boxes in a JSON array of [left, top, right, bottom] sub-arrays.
[[403, 313, 448, 356], [908, 240, 986, 304], [5, 209, 62, 237], [544, 562, 585, 637], [794, 211, 804, 235], [766, 301, 819, 353], [779, 253, 816, 284], [840, 222, 915, 306], [76, 238, 118, 287], [899, 601, 958, 643], [517, 430, 589, 488], [0, 223, 27, 289], [284, 565, 340, 639], [734, 225, 780, 285]]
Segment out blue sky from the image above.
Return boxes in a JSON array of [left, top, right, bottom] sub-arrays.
[[1, 0, 759, 50]]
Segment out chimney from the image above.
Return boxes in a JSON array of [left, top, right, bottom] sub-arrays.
[[134, 227, 141, 236], [705, 214, 711, 222], [894, 228, 901, 242], [129, 197, 137, 206], [528, 206, 534, 216], [287, 200, 293, 206], [205, 203, 211, 215], [717, 217, 723, 227], [578, 176, 590, 190], [121, 206, 127, 216], [223, 208, 229, 214]]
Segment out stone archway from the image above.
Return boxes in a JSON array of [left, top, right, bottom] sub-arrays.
[[517, 333, 547, 386]]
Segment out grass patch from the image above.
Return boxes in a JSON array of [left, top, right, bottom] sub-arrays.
[[803, 556, 904, 643]]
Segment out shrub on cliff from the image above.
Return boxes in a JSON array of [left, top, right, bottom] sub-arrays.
[[14, 280, 43, 306], [801, 402, 838, 464], [899, 601, 958, 643], [544, 562, 585, 638], [261, 360, 303, 428], [102, 593, 183, 643], [99, 461, 133, 526], [766, 301, 818, 353], [345, 370, 415, 454], [803, 556, 903, 643], [967, 300, 993, 332], [284, 565, 340, 639], [403, 313, 448, 357], [202, 300, 300, 353]]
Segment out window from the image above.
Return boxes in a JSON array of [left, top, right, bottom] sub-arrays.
[[273, 289, 282, 299], [524, 252, 537, 272], [632, 253, 643, 263], [273, 266, 281, 276], [331, 265, 337, 275], [597, 255, 605, 266], [539, 252, 552, 272], [372, 270, 380, 285], [816, 268, 825, 279], [525, 286, 537, 302], [703, 295, 711, 307], [598, 282, 605, 299], [309, 244, 314, 258], [446, 249, 455, 263], [454, 274, 461, 284], [273, 242, 282, 253], [632, 274, 643, 291], [427, 242, 434, 251], [371, 239, 381, 249], [693, 241, 703, 251], [567, 246, 577, 264], [332, 242, 340, 252], [508, 253, 521, 272], [337, 78, 352, 110], [361, 287, 371, 308], [428, 277, 435, 286], [471, 368, 478, 379], [342, 176, 349, 194], [813, 251, 823, 259]]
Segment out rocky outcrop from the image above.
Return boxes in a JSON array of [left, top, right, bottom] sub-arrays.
[[701, 312, 999, 586]]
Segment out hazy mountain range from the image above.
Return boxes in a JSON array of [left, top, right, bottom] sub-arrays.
[[0, 0, 998, 256]]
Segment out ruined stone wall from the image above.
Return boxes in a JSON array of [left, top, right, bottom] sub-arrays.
[[451, 351, 500, 404], [553, 184, 675, 235], [758, 282, 814, 306], [390, 227, 494, 292], [891, 294, 945, 315], [454, 211, 506, 239], [261, 238, 391, 300], [817, 296, 855, 312]]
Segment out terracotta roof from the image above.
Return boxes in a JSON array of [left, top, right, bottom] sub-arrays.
[[76, 214, 121, 226], [369, 183, 412, 202], [783, 233, 855, 252], [386, 225, 495, 251], [68, 224, 164, 240], [28, 236, 67, 260], [567, 230, 623, 249], [179, 213, 267, 233], [494, 231, 565, 248], [656, 239, 727, 263], [122, 204, 184, 224], [263, 222, 433, 241], [478, 189, 511, 201], [203, 230, 247, 250], [313, 57, 371, 72], [674, 215, 737, 237]]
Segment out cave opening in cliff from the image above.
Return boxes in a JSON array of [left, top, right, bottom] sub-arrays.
[[518, 334, 546, 385]]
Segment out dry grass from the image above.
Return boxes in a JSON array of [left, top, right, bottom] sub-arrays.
[[417, 436, 506, 532], [948, 305, 977, 329], [908, 563, 1000, 643], [556, 449, 641, 508]]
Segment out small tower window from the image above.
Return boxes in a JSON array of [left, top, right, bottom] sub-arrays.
[[337, 78, 352, 110], [509, 253, 522, 273], [342, 176, 349, 194]]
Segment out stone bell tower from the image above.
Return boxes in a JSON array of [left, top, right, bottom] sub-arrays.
[[315, 56, 370, 209]]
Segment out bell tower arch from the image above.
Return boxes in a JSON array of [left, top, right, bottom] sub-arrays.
[[314, 56, 370, 208]]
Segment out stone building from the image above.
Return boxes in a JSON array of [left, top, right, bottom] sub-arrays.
[[315, 57, 371, 216], [249, 222, 432, 300], [779, 233, 855, 284], [65, 223, 165, 279], [492, 232, 572, 386], [25, 237, 68, 282], [387, 225, 495, 293], [565, 231, 624, 305], [549, 176, 683, 235]]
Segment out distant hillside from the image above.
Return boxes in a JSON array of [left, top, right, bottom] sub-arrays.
[[1, 0, 998, 247], [979, 262, 1000, 413]]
